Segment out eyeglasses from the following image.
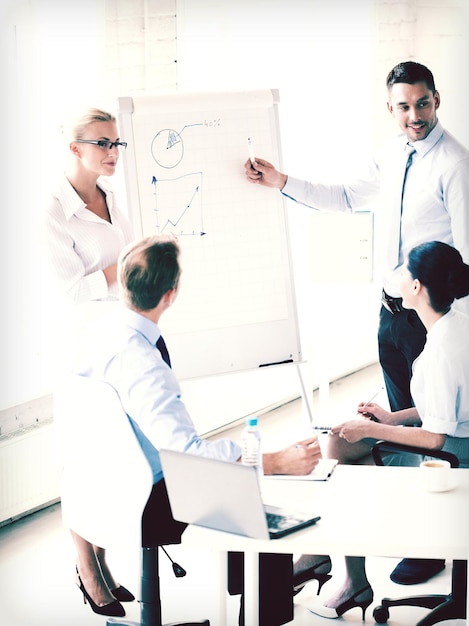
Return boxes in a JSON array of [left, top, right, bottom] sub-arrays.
[[74, 139, 128, 150]]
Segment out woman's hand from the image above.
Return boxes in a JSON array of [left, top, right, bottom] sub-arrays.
[[331, 419, 373, 444], [356, 401, 392, 423]]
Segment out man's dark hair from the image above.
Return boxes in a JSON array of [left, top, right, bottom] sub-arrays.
[[386, 61, 436, 94], [119, 236, 181, 311]]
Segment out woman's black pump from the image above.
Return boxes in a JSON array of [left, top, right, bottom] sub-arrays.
[[76, 573, 125, 617]]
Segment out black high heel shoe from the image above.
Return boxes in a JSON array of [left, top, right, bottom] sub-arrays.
[[308, 585, 374, 620], [111, 585, 135, 602], [75, 565, 134, 604], [293, 558, 333, 596], [76, 573, 125, 617]]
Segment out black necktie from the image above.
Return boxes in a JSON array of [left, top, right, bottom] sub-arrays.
[[156, 335, 171, 368], [400, 142, 416, 211], [388, 143, 416, 270]]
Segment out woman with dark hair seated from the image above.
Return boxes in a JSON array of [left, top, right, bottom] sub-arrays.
[[308, 240, 469, 619]]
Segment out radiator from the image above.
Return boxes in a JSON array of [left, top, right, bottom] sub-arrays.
[[0, 421, 62, 524]]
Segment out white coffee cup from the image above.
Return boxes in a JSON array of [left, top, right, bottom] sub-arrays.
[[420, 459, 451, 492]]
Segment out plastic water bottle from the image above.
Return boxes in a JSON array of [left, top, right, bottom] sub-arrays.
[[241, 416, 263, 482]]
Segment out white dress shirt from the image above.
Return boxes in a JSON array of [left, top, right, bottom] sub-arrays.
[[410, 309, 469, 438], [282, 121, 469, 314], [73, 307, 242, 483]]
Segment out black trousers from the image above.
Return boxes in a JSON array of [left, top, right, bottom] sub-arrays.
[[228, 551, 293, 626], [142, 479, 187, 547], [378, 305, 427, 412]]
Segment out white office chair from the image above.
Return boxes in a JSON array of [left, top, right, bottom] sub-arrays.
[[55, 374, 209, 626]]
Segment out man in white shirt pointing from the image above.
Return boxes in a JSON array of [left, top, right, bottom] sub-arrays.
[[245, 60, 469, 586]]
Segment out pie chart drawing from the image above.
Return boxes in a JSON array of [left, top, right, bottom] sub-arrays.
[[151, 128, 184, 168]]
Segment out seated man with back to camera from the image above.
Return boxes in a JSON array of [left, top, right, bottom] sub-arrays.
[[71, 233, 322, 626]]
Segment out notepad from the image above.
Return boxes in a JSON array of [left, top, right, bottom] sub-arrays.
[[265, 458, 338, 481]]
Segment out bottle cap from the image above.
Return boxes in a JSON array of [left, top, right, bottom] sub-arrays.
[[247, 417, 258, 427]]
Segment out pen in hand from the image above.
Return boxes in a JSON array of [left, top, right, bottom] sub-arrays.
[[357, 385, 384, 417], [248, 137, 255, 165]]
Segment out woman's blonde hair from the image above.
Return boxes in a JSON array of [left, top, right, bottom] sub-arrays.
[[61, 107, 116, 142]]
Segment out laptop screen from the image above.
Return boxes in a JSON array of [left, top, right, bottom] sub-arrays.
[[160, 449, 271, 539], [159, 449, 321, 540]]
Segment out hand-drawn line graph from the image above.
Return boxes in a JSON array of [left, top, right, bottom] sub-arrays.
[[150, 172, 206, 236], [149, 123, 207, 235]]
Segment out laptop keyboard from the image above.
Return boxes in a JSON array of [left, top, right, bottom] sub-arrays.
[[266, 511, 302, 529]]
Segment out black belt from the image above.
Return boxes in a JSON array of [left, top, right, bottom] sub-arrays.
[[381, 289, 404, 314]]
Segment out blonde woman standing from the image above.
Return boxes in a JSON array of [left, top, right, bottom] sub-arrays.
[[42, 107, 134, 617]]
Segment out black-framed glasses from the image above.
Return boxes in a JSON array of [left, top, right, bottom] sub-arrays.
[[74, 139, 127, 150]]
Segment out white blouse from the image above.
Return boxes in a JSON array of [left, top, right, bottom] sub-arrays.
[[411, 309, 469, 437], [41, 174, 134, 303]]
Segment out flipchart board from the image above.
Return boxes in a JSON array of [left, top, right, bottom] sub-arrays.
[[117, 90, 301, 380]]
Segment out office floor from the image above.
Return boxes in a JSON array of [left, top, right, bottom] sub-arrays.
[[0, 363, 464, 626]]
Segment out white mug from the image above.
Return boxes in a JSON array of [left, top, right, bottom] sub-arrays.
[[420, 459, 451, 492]]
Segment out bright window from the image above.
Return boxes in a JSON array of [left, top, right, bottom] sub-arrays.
[[2, 0, 105, 409]]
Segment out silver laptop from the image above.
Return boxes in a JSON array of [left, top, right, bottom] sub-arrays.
[[159, 449, 321, 540]]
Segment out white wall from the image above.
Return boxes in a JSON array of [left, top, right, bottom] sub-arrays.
[[1, 0, 108, 410]]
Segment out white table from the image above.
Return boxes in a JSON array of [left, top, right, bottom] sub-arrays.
[[182, 465, 469, 625]]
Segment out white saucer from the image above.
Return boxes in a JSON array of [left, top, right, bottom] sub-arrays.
[[423, 481, 457, 493]]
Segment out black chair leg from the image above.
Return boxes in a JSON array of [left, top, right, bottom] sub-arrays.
[[373, 560, 467, 626], [106, 547, 210, 626], [414, 560, 467, 626], [141, 547, 163, 626]]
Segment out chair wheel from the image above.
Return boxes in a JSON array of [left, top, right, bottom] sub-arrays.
[[373, 605, 389, 623]]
